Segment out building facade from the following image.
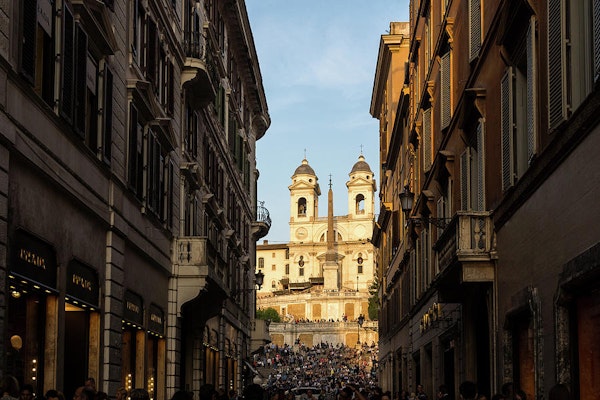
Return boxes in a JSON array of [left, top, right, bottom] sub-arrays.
[[372, 1, 600, 399], [0, 0, 269, 398], [256, 157, 378, 347]]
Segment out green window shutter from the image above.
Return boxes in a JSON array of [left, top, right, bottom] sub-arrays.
[[440, 52, 451, 129], [460, 149, 470, 211], [469, 0, 481, 61], [128, 104, 138, 190], [594, 0, 600, 81], [501, 68, 514, 191], [103, 66, 113, 163], [476, 121, 485, 211], [61, 5, 75, 124], [74, 24, 88, 139], [21, 0, 37, 83], [423, 108, 432, 171], [526, 17, 537, 163], [548, 0, 566, 128]]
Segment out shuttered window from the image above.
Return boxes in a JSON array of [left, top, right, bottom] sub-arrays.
[[423, 108, 432, 171], [460, 149, 470, 210], [440, 52, 451, 129], [147, 18, 158, 84], [469, 0, 481, 61], [501, 68, 515, 191], [547, 0, 566, 128], [61, 5, 75, 123], [128, 104, 144, 198], [501, 17, 537, 192], [526, 19, 537, 163], [74, 24, 88, 138], [21, 0, 37, 82], [459, 122, 484, 212], [548, 0, 598, 129], [475, 122, 485, 211], [103, 66, 113, 163]]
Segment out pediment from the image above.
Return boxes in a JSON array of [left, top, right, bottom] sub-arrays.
[[288, 181, 318, 190], [72, 0, 119, 55]]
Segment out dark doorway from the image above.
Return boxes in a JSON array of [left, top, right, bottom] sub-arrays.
[[64, 308, 89, 399]]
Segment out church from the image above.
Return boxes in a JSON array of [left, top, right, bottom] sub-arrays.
[[256, 155, 379, 347]]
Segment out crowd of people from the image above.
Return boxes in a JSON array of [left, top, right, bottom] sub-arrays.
[[251, 343, 572, 400], [1, 358, 571, 400], [252, 342, 379, 400]]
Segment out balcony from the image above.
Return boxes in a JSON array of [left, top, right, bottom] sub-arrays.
[[182, 28, 217, 107], [174, 237, 229, 307], [252, 202, 272, 239], [434, 211, 496, 283]]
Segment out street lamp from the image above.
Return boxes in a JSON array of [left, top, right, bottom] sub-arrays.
[[357, 314, 365, 345], [399, 185, 449, 229], [233, 270, 265, 296]]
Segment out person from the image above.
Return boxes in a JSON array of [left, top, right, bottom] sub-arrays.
[[84, 380, 96, 394], [458, 382, 477, 400], [436, 386, 449, 400], [416, 385, 427, 400], [20, 385, 34, 400], [115, 388, 128, 400], [95, 393, 108, 400], [1, 376, 19, 400], [129, 389, 149, 400], [243, 384, 265, 400], [44, 390, 62, 400], [301, 390, 316, 400], [500, 383, 513, 400], [199, 385, 217, 400], [513, 390, 525, 400], [548, 384, 570, 400], [171, 391, 193, 400]]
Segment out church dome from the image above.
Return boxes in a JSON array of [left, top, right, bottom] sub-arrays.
[[293, 158, 316, 176], [350, 155, 372, 174]]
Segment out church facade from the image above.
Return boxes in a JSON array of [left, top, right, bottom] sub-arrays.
[[256, 156, 379, 347]]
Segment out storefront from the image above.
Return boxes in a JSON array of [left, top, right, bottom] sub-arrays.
[[122, 290, 145, 392], [147, 304, 166, 400], [64, 259, 100, 398], [7, 229, 58, 395]]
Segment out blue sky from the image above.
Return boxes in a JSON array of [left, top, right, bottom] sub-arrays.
[[246, 1, 410, 243]]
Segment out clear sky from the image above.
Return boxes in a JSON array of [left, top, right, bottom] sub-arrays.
[[246, 1, 410, 243]]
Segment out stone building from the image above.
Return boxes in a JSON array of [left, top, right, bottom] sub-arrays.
[[256, 156, 378, 347], [371, 2, 600, 400], [0, 0, 269, 398]]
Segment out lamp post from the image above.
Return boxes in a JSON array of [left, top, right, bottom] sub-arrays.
[[233, 270, 265, 297], [357, 314, 364, 345]]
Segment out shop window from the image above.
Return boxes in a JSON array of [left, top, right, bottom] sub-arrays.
[[6, 290, 48, 392]]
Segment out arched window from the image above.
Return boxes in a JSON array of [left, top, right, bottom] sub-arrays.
[[355, 194, 365, 214], [271, 280, 276, 289], [357, 253, 364, 274], [298, 255, 305, 276], [298, 198, 307, 216]]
